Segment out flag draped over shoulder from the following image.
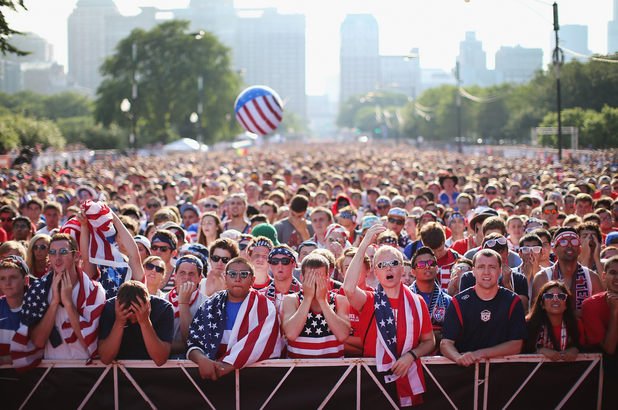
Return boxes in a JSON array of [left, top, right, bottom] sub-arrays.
[[10, 272, 106, 370], [81, 200, 128, 268], [187, 289, 280, 368], [375, 284, 426, 407]]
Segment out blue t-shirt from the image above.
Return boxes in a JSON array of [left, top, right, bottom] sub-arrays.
[[225, 301, 243, 331], [0, 297, 21, 355], [404, 240, 424, 260], [442, 287, 527, 353]]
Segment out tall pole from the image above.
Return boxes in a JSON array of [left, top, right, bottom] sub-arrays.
[[456, 60, 463, 154], [130, 42, 138, 150], [552, 2, 564, 161], [197, 75, 203, 145]]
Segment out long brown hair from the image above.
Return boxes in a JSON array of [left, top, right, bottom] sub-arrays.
[[525, 281, 580, 352], [197, 212, 223, 247]]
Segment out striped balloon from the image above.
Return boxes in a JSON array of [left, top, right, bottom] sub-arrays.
[[234, 86, 284, 136]]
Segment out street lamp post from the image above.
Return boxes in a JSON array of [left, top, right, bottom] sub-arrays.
[[120, 98, 135, 150], [552, 2, 564, 161]]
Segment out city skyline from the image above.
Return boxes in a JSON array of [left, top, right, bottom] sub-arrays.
[[5, 0, 615, 97]]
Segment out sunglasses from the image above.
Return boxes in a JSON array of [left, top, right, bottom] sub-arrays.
[[144, 262, 165, 273], [226, 269, 252, 279], [377, 205, 390, 210], [388, 217, 405, 225], [555, 238, 581, 247], [376, 259, 400, 269], [542, 292, 567, 301], [146, 203, 160, 209], [32, 244, 49, 251], [414, 260, 437, 269], [519, 246, 542, 254], [48, 248, 75, 256], [485, 190, 497, 195], [211, 255, 230, 264], [0, 217, 14, 222], [379, 237, 398, 245], [203, 203, 218, 209], [151, 245, 172, 252], [483, 237, 508, 248], [543, 209, 558, 215], [269, 257, 292, 266]]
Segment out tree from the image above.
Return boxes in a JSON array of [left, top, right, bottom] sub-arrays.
[[0, 1, 27, 56], [57, 116, 125, 150], [95, 20, 242, 146], [0, 114, 65, 149]]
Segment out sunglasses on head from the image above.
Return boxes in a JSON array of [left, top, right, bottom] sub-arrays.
[[483, 237, 508, 249], [542, 292, 567, 301], [414, 260, 437, 269], [376, 259, 400, 269], [144, 262, 165, 273], [32, 244, 48, 251], [269, 257, 292, 266], [226, 269, 252, 279], [211, 255, 230, 264], [519, 246, 542, 254], [151, 245, 172, 252], [379, 237, 398, 245], [48, 248, 74, 256], [388, 217, 405, 225]]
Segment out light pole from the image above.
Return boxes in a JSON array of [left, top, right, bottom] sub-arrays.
[[455, 60, 463, 154], [189, 111, 199, 142], [552, 2, 564, 161], [120, 98, 135, 150]]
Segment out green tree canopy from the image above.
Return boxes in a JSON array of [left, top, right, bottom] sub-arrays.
[[95, 20, 242, 146]]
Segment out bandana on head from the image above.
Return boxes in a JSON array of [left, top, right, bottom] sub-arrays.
[[268, 246, 297, 263], [1, 255, 30, 276], [551, 232, 579, 248], [249, 238, 274, 252], [152, 233, 176, 250], [175, 255, 204, 274], [325, 223, 348, 240]]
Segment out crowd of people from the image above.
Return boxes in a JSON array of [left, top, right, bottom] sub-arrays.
[[0, 143, 617, 406]]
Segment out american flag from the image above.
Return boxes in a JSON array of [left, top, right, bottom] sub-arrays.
[[234, 86, 283, 136], [11, 271, 106, 370], [187, 289, 280, 368], [59, 216, 81, 244], [375, 284, 427, 407], [82, 200, 128, 269], [286, 292, 344, 358]]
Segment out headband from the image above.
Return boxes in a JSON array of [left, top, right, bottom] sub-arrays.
[[268, 247, 297, 263], [249, 238, 273, 251], [552, 231, 579, 248], [175, 255, 204, 274], [151, 233, 176, 250]]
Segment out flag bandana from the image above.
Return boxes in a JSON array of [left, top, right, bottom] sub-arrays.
[[187, 289, 280, 368], [11, 271, 106, 370], [374, 284, 426, 407], [82, 200, 128, 268]]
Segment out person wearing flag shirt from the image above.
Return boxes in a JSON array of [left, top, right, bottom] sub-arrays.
[[261, 245, 302, 312], [440, 249, 526, 367], [187, 257, 280, 381], [409, 246, 451, 350], [247, 236, 274, 290], [531, 228, 603, 315], [0, 256, 28, 364], [281, 253, 350, 358], [11, 233, 106, 368], [98, 280, 173, 365], [343, 224, 435, 407], [165, 255, 207, 355]]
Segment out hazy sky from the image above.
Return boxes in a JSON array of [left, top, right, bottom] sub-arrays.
[[6, 0, 614, 95]]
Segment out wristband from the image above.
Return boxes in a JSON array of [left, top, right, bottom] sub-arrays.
[[407, 350, 418, 360]]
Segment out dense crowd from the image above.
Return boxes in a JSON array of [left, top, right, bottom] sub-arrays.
[[0, 143, 617, 406]]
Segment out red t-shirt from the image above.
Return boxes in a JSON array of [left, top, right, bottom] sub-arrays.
[[451, 237, 473, 256], [582, 291, 611, 347], [357, 290, 432, 357]]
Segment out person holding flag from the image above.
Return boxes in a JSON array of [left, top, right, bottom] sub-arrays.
[[11, 233, 106, 369], [343, 224, 435, 407], [187, 257, 280, 380]]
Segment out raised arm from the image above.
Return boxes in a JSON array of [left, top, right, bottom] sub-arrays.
[[111, 212, 144, 282], [343, 224, 385, 311]]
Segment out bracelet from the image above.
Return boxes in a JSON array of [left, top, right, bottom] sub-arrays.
[[407, 350, 418, 360]]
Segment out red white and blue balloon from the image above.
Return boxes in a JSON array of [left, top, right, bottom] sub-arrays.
[[234, 85, 284, 136]]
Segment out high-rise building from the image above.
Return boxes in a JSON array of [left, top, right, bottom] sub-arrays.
[[494, 46, 543, 84], [457, 32, 490, 86], [176, 0, 237, 49], [5, 32, 53, 63], [560, 24, 590, 62], [379, 48, 420, 98], [608, 0, 618, 54], [235, 9, 306, 120], [339, 14, 380, 104]]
